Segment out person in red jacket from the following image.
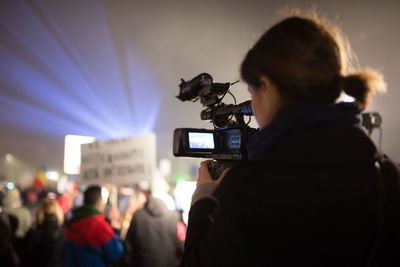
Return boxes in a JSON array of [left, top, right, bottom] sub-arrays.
[[64, 185, 123, 267]]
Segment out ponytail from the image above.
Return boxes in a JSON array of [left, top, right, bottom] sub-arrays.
[[340, 68, 387, 111]]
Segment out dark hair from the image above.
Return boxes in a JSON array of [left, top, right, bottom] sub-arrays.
[[83, 186, 102, 206], [241, 12, 386, 111]]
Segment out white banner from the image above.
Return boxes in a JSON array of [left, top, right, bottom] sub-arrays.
[[63, 135, 96, 175], [79, 134, 156, 186]]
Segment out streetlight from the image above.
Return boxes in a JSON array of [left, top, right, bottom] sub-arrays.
[[5, 153, 13, 163]]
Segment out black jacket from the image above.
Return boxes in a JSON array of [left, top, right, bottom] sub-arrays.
[[0, 212, 19, 267], [182, 124, 398, 267], [24, 216, 64, 267], [125, 197, 182, 267]]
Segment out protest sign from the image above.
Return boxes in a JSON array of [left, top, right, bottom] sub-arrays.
[[79, 134, 156, 185]]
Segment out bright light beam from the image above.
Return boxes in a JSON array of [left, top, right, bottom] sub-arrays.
[[0, 0, 161, 140]]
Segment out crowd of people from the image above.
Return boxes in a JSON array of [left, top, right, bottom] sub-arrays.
[[0, 183, 185, 267]]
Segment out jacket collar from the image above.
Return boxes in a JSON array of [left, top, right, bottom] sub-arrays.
[[248, 102, 362, 160], [70, 205, 102, 222]]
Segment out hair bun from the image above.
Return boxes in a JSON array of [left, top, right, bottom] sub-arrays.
[[340, 69, 386, 111]]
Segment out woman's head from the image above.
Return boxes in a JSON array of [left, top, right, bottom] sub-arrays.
[[241, 10, 386, 127], [36, 198, 64, 226]]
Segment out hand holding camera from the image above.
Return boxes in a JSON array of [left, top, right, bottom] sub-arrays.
[[197, 160, 230, 185]]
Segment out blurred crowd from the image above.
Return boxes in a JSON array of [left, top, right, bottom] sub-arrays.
[[0, 180, 186, 267]]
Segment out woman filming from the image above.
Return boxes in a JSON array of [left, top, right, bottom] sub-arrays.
[[181, 10, 398, 267]]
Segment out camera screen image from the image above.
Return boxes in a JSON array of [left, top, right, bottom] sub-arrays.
[[188, 132, 215, 149]]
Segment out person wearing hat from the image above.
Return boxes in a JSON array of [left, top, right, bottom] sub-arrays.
[[2, 188, 32, 238]]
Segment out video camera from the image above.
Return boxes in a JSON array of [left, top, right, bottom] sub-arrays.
[[173, 73, 256, 179]]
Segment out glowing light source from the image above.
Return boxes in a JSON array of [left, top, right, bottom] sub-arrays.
[[45, 171, 60, 181], [63, 134, 95, 175], [5, 153, 13, 163], [6, 182, 15, 190]]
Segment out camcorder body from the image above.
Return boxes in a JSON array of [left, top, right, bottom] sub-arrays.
[[173, 73, 256, 179], [173, 126, 255, 161]]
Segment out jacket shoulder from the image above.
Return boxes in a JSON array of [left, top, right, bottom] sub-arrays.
[[65, 214, 115, 248]]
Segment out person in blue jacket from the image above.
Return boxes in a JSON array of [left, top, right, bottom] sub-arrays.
[[64, 185, 123, 267]]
